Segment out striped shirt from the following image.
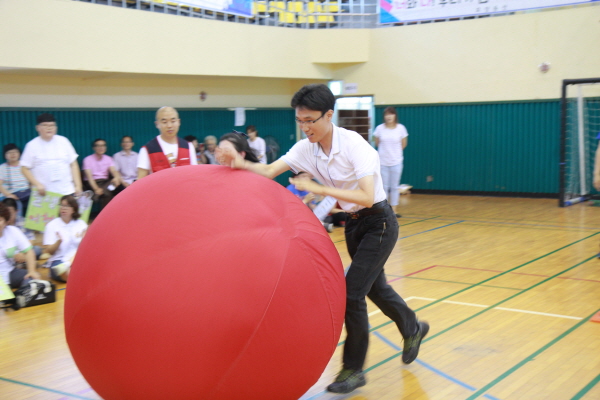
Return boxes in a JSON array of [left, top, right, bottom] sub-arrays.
[[0, 163, 30, 194]]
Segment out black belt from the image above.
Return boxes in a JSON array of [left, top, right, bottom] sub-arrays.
[[347, 200, 388, 220]]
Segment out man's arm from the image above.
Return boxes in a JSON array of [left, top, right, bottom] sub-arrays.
[[70, 161, 82, 194], [137, 168, 149, 180], [83, 169, 103, 196], [290, 175, 375, 209], [218, 147, 289, 179], [21, 166, 45, 196], [23, 248, 40, 280], [109, 166, 122, 186]]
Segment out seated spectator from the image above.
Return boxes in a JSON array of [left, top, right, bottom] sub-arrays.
[[112, 136, 138, 192], [323, 202, 347, 228], [0, 144, 31, 212], [185, 135, 207, 164], [43, 195, 87, 282], [21, 113, 82, 196], [286, 171, 334, 232], [0, 203, 39, 290], [286, 171, 317, 207], [216, 131, 260, 165], [203, 135, 218, 164], [246, 125, 267, 164], [82, 138, 122, 213], [2, 198, 41, 259]]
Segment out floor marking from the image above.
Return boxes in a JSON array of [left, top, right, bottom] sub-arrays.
[[398, 221, 464, 241], [371, 331, 501, 400], [435, 265, 600, 284], [409, 296, 583, 320], [0, 377, 95, 400], [465, 307, 600, 400], [570, 373, 600, 400]]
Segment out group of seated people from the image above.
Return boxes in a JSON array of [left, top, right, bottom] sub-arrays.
[[0, 119, 340, 302], [185, 125, 267, 165]]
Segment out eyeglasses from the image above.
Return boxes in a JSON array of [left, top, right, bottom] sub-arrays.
[[295, 113, 325, 126]]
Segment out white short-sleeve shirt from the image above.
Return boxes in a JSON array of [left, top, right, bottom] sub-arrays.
[[137, 136, 198, 173], [281, 124, 386, 213], [43, 218, 88, 264], [0, 226, 33, 284], [20, 135, 79, 195], [249, 137, 267, 164], [373, 123, 408, 167]]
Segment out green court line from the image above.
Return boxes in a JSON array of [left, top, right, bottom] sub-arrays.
[[466, 307, 600, 400], [367, 231, 600, 333], [457, 221, 598, 233], [402, 276, 521, 291], [332, 215, 441, 244], [399, 215, 441, 227], [402, 213, 600, 230], [0, 377, 95, 400], [570, 373, 600, 400], [363, 255, 596, 377]]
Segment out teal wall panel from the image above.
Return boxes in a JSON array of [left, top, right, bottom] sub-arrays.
[[0, 108, 296, 186], [375, 100, 560, 194]]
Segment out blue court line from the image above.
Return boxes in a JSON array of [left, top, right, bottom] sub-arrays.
[[0, 377, 95, 400], [371, 331, 501, 400], [398, 221, 464, 240]]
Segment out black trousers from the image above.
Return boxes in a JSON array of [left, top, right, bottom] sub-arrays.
[[342, 202, 418, 371]]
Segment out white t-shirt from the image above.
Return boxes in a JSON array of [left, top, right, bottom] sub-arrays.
[[137, 136, 198, 173], [0, 226, 33, 284], [281, 124, 386, 213], [249, 137, 267, 164], [20, 135, 79, 195], [373, 123, 408, 167], [43, 218, 88, 264]]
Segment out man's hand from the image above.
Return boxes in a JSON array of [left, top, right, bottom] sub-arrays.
[[94, 187, 104, 196], [36, 184, 46, 197], [289, 177, 323, 195], [216, 147, 245, 169]]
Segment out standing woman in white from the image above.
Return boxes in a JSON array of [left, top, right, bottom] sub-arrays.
[[374, 107, 408, 218]]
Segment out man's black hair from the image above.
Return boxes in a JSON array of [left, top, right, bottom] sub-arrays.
[[290, 84, 335, 114], [184, 135, 197, 142], [92, 138, 106, 147], [36, 113, 56, 125]]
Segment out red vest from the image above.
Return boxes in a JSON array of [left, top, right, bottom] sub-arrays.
[[144, 137, 191, 173]]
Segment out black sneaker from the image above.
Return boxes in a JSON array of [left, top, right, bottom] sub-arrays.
[[402, 321, 429, 364], [326, 368, 366, 394]]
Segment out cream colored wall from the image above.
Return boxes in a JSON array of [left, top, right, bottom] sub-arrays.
[[0, 0, 598, 108], [338, 6, 600, 104]]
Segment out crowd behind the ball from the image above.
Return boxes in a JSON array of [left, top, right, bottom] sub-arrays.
[[0, 115, 344, 297]]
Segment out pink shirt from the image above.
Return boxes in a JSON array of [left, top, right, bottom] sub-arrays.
[[82, 154, 115, 180]]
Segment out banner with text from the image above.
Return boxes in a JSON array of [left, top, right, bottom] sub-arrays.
[[24, 190, 93, 232], [380, 0, 595, 24], [178, 0, 253, 17]]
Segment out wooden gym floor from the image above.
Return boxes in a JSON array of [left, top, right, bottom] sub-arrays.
[[1, 194, 599, 400]]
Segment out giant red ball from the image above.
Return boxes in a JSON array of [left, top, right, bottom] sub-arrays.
[[64, 165, 345, 400]]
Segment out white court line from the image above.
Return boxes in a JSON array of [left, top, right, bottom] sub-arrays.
[[409, 296, 582, 320], [368, 297, 415, 317]]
